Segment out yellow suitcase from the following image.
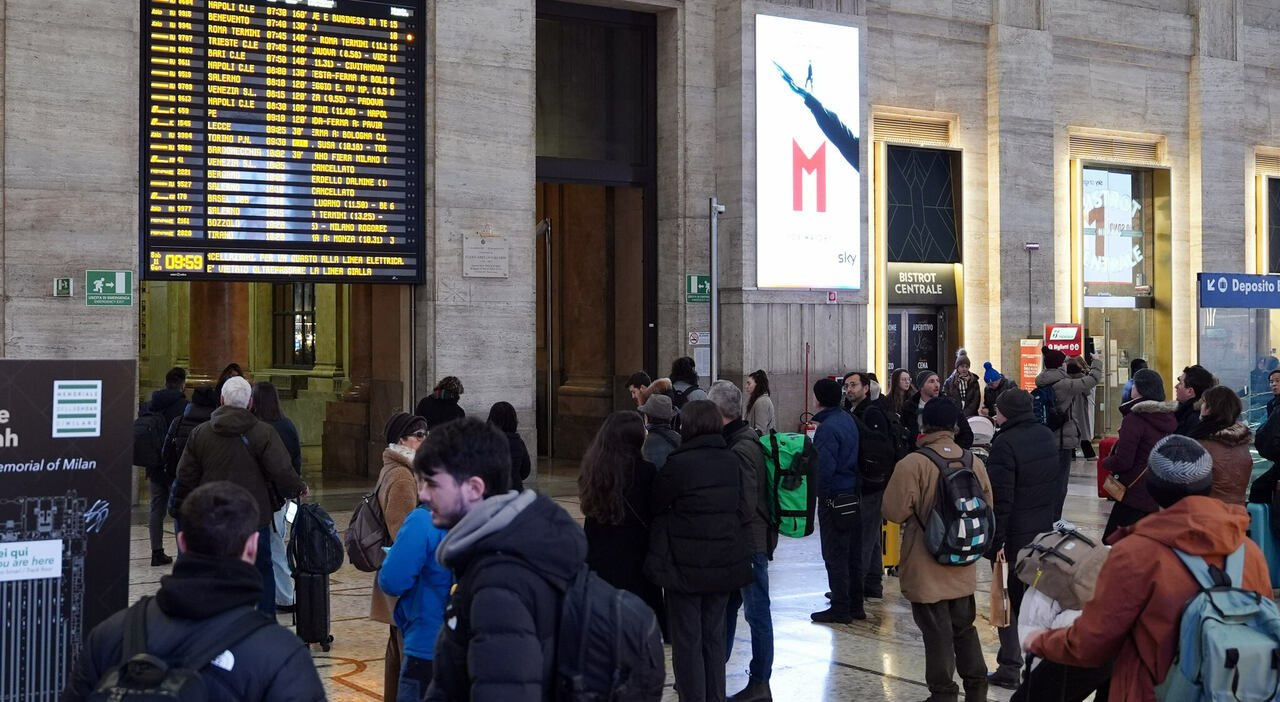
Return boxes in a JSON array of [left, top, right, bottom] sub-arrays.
[[882, 519, 902, 575]]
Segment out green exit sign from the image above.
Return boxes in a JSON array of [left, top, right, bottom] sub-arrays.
[[85, 271, 134, 306], [686, 274, 710, 303]]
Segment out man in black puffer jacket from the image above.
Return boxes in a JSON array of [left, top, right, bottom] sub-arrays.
[[421, 418, 588, 702], [983, 388, 1061, 690], [65, 482, 325, 701]]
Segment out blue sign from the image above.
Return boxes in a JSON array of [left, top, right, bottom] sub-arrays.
[[1199, 272, 1280, 308]]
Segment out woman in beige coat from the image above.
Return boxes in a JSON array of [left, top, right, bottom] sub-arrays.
[[370, 412, 427, 702]]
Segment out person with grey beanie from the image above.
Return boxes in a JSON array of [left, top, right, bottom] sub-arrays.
[[1101, 367, 1178, 539], [1035, 350, 1103, 519], [900, 370, 973, 450]]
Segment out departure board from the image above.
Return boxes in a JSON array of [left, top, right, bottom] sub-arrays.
[[141, 0, 423, 283]]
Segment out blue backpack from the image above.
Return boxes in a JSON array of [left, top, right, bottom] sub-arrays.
[[1154, 545, 1280, 702], [1030, 384, 1067, 430]]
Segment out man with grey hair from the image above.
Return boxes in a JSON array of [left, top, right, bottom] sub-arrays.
[[708, 379, 775, 701], [172, 375, 307, 614]]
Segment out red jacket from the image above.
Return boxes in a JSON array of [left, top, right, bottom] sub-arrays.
[[1100, 399, 1177, 514], [1031, 496, 1272, 702]]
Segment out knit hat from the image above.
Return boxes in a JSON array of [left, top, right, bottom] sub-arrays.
[[955, 349, 971, 370], [814, 378, 843, 408], [921, 397, 961, 431], [983, 361, 1001, 384], [385, 412, 427, 445], [1147, 435, 1213, 490], [997, 388, 1034, 420], [638, 393, 675, 420], [1131, 368, 1166, 402], [1042, 346, 1067, 369], [914, 370, 938, 392]]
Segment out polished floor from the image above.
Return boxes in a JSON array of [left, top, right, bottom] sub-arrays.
[[126, 459, 1113, 701]]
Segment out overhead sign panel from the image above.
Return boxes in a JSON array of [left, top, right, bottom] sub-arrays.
[[755, 15, 861, 290], [1198, 272, 1280, 308], [140, 0, 424, 283]]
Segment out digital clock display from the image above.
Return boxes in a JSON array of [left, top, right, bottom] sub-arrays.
[[141, 0, 423, 283]]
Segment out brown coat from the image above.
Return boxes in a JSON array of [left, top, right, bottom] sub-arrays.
[[369, 445, 419, 624], [1195, 422, 1253, 506], [1031, 496, 1272, 702], [882, 431, 993, 604]]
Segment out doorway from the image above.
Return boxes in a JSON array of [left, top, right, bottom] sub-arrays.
[[1086, 305, 1156, 436], [886, 306, 956, 376]]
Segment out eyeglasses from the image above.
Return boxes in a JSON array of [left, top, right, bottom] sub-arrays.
[[407, 430, 427, 439]]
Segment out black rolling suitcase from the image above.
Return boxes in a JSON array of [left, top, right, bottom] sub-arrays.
[[293, 570, 333, 651]]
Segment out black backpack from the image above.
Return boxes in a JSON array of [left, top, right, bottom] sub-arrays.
[[670, 384, 698, 410], [289, 502, 345, 575], [916, 446, 993, 566], [1030, 384, 1068, 430], [344, 483, 391, 572], [133, 411, 168, 470], [89, 597, 271, 701], [852, 405, 909, 488]]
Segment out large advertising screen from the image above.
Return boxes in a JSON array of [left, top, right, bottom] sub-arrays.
[[755, 15, 860, 290], [1082, 168, 1143, 286], [141, 0, 424, 283]]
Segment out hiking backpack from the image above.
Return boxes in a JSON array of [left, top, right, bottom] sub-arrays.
[[853, 405, 908, 489], [133, 411, 168, 470], [917, 447, 993, 566], [344, 482, 391, 572], [758, 430, 819, 538], [1155, 545, 1280, 702], [289, 502, 345, 575], [1030, 384, 1068, 430], [89, 597, 271, 702]]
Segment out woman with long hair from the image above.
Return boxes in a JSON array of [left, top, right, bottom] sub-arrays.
[[745, 369, 775, 434], [249, 382, 302, 614], [487, 401, 532, 491], [888, 368, 915, 415], [578, 411, 662, 623], [1190, 385, 1253, 505]]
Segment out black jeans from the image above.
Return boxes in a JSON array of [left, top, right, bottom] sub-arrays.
[[667, 590, 730, 702], [910, 596, 988, 702], [1103, 501, 1151, 540], [1010, 659, 1111, 702], [859, 487, 884, 597], [818, 501, 863, 614]]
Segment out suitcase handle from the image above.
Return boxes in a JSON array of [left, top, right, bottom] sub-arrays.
[[1027, 542, 1077, 567]]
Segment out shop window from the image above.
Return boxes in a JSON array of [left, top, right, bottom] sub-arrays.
[[1081, 166, 1155, 296], [1270, 178, 1280, 274], [886, 145, 961, 263], [272, 283, 316, 368]]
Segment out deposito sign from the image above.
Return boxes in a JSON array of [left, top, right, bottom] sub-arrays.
[[1198, 272, 1280, 308], [1044, 323, 1083, 357]]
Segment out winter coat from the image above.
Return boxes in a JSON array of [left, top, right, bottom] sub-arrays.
[[813, 406, 859, 497], [942, 371, 981, 418], [378, 506, 452, 660], [267, 417, 302, 473], [1035, 359, 1103, 450], [1193, 422, 1253, 506], [900, 392, 974, 450], [745, 394, 776, 435], [504, 431, 532, 491], [1031, 496, 1271, 702], [171, 406, 305, 530], [1255, 398, 1280, 462], [724, 418, 777, 558], [1173, 400, 1201, 436], [371, 444, 420, 625], [427, 491, 587, 702], [985, 415, 1060, 561], [65, 552, 326, 702], [144, 388, 188, 431], [982, 377, 1012, 418], [881, 431, 993, 604], [414, 393, 464, 430], [641, 423, 680, 468], [852, 396, 903, 495], [644, 434, 753, 594], [162, 400, 215, 478], [584, 457, 663, 623], [1100, 399, 1178, 515]]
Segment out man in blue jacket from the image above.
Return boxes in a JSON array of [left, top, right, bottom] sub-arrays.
[[810, 378, 863, 623], [379, 502, 452, 699]]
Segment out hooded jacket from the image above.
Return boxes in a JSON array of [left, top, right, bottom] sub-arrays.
[[1191, 422, 1253, 506], [1035, 358, 1103, 450], [378, 506, 452, 660], [371, 444, 419, 624], [984, 414, 1060, 560], [1100, 399, 1179, 515], [1031, 497, 1272, 702], [881, 431, 993, 604], [415, 392, 465, 430], [724, 418, 777, 558], [65, 552, 325, 702], [644, 434, 753, 594], [427, 491, 587, 702], [145, 387, 189, 431], [171, 406, 305, 530], [900, 391, 974, 450], [641, 423, 680, 468]]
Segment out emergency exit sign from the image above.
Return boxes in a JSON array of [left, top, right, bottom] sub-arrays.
[[686, 275, 710, 303], [85, 271, 133, 307]]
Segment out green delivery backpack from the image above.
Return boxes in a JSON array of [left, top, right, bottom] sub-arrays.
[[759, 430, 819, 538]]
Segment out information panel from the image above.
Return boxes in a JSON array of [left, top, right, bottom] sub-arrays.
[[141, 0, 423, 283]]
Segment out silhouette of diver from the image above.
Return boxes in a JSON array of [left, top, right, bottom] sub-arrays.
[[775, 61, 859, 171]]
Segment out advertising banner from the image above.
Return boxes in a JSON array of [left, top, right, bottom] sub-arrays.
[[1045, 323, 1084, 357], [755, 15, 860, 289], [1082, 168, 1144, 285], [0, 360, 133, 700], [1020, 339, 1042, 390]]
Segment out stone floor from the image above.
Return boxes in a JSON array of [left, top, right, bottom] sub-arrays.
[[126, 459, 1113, 701]]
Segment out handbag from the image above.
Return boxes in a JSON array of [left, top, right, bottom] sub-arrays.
[[991, 551, 1011, 628], [829, 492, 860, 528], [1102, 466, 1148, 503]]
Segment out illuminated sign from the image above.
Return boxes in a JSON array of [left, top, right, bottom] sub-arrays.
[[755, 15, 861, 290], [1044, 323, 1083, 357], [140, 0, 423, 283]]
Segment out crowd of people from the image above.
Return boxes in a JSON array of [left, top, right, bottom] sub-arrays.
[[79, 345, 1280, 702]]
